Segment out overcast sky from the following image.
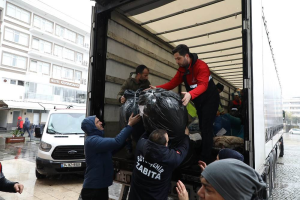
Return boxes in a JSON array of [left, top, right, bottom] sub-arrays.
[[38, 0, 95, 27], [39, 0, 299, 99], [263, 0, 300, 99]]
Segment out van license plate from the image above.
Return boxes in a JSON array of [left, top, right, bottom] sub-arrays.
[[61, 163, 81, 168]]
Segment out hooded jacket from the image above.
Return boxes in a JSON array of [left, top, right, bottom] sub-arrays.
[[81, 116, 133, 189], [17, 116, 23, 129], [129, 134, 190, 200], [202, 159, 266, 200], [24, 118, 30, 129], [157, 53, 210, 100]]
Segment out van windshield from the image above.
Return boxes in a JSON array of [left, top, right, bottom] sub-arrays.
[[47, 113, 85, 134]]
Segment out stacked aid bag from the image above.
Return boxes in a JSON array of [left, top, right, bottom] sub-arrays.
[[138, 88, 188, 147], [119, 89, 144, 142], [119, 89, 140, 128]]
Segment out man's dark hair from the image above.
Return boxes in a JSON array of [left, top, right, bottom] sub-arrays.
[[172, 44, 190, 56], [136, 65, 149, 75], [149, 129, 167, 146]]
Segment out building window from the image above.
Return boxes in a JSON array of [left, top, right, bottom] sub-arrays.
[[18, 80, 24, 86], [30, 60, 50, 75], [6, 3, 31, 24], [32, 38, 52, 54], [10, 79, 16, 84], [4, 27, 29, 46], [53, 65, 62, 79], [53, 45, 63, 57], [75, 52, 83, 63], [33, 15, 53, 33], [2, 52, 27, 70], [75, 71, 82, 83], [77, 34, 84, 46], [55, 24, 64, 37], [62, 68, 74, 80], [64, 49, 75, 61], [55, 24, 84, 46], [65, 29, 76, 43]]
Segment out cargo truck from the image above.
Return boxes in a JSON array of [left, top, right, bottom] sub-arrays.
[[87, 0, 284, 199]]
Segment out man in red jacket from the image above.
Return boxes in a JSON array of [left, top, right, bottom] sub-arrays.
[[150, 44, 220, 163]]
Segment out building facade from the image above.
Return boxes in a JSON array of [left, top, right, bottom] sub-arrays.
[[0, 0, 90, 130], [283, 98, 300, 117]]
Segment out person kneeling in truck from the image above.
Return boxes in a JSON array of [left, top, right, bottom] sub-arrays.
[[128, 129, 189, 200], [80, 113, 141, 200], [0, 162, 24, 194], [177, 159, 266, 200]]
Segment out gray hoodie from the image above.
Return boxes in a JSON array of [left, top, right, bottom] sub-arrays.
[[202, 159, 266, 200]]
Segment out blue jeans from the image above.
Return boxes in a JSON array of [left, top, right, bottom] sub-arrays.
[[23, 127, 30, 136]]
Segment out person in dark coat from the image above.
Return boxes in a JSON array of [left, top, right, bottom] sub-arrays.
[[23, 118, 31, 137], [80, 113, 140, 200], [198, 148, 244, 171], [117, 65, 150, 104], [129, 129, 190, 200], [118, 65, 151, 158], [0, 162, 24, 194]]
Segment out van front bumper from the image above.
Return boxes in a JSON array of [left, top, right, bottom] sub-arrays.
[[36, 157, 86, 175]]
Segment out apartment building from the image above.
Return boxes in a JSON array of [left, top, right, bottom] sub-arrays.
[[0, 0, 90, 130], [283, 98, 300, 117]]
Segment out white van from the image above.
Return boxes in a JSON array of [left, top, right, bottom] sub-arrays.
[[35, 107, 86, 179]]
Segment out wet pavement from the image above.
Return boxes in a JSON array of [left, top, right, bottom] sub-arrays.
[[0, 132, 299, 199], [271, 132, 300, 200]]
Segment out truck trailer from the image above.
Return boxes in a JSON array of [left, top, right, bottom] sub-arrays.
[[87, 0, 284, 199]]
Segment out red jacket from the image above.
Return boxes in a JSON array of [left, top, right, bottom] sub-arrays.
[[157, 55, 210, 100], [17, 117, 23, 129]]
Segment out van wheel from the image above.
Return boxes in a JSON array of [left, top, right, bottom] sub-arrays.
[[36, 169, 46, 179]]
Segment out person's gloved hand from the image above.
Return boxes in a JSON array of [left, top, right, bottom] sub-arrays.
[[14, 183, 24, 194], [176, 180, 189, 200]]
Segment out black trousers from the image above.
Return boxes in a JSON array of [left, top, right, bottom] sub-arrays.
[[196, 98, 219, 162], [81, 187, 109, 200], [193, 80, 220, 163]]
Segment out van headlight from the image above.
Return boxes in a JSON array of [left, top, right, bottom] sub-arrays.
[[39, 141, 52, 152]]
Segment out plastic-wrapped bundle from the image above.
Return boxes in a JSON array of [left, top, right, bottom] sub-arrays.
[[138, 88, 188, 145], [119, 89, 141, 129]]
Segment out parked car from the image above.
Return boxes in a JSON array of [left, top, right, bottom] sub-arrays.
[[289, 128, 300, 134]]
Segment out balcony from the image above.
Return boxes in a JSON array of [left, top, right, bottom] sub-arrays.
[[30, 27, 89, 53], [28, 50, 88, 70], [25, 92, 86, 105], [25, 92, 54, 102]]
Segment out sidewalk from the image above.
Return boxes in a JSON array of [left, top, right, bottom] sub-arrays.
[[271, 132, 300, 199], [0, 131, 40, 163]]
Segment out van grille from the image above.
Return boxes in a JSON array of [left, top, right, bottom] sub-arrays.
[[51, 145, 85, 160]]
